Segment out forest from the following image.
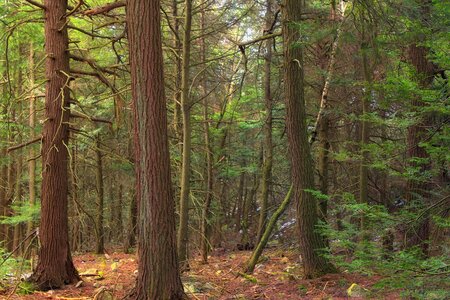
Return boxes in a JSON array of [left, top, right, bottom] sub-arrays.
[[0, 0, 448, 299]]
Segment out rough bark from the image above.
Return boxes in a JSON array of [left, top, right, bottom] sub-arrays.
[[177, 0, 193, 270], [199, 10, 214, 264], [282, 0, 336, 278], [172, 0, 182, 142], [126, 0, 185, 297], [30, 0, 80, 289]]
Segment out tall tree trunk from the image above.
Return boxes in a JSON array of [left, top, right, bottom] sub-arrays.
[[405, 0, 435, 256], [172, 0, 182, 141], [282, 0, 336, 278], [13, 63, 24, 255], [0, 67, 9, 247], [95, 135, 105, 254], [314, 0, 347, 220], [25, 42, 37, 256], [30, 0, 79, 289], [126, 0, 185, 297], [199, 10, 214, 264], [359, 36, 373, 231], [177, 0, 193, 270], [256, 0, 274, 245]]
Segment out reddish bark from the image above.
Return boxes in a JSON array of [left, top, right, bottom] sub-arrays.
[[30, 0, 79, 290], [126, 0, 185, 298]]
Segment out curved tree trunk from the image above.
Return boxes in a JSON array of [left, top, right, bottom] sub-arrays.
[[30, 0, 79, 289], [246, 185, 293, 274]]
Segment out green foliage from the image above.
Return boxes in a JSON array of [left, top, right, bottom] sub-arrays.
[[320, 196, 449, 298], [0, 248, 30, 289], [0, 202, 40, 225]]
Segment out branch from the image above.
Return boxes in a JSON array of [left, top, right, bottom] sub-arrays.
[[70, 54, 118, 75], [82, 1, 126, 16], [70, 110, 112, 124], [237, 31, 281, 47], [7, 136, 42, 153], [65, 0, 84, 17], [24, 0, 46, 10]]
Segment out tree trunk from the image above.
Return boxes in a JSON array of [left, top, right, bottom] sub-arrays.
[[70, 143, 81, 253], [240, 174, 258, 245], [95, 135, 105, 254], [199, 10, 214, 264], [123, 191, 136, 254], [405, 0, 435, 255], [126, 0, 186, 297], [282, 0, 336, 278], [256, 0, 274, 245], [177, 0, 193, 270], [113, 183, 124, 242], [172, 0, 182, 141], [359, 37, 373, 231], [25, 42, 37, 257], [30, 0, 79, 289]]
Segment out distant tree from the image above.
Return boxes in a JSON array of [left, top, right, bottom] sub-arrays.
[[405, 0, 436, 255]]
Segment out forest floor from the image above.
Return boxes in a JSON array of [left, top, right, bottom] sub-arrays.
[[2, 248, 401, 299]]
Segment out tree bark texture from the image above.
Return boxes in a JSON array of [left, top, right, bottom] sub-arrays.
[[199, 10, 214, 264], [282, 0, 336, 278], [256, 0, 274, 245], [177, 0, 193, 270], [127, 0, 185, 297], [30, 0, 79, 290]]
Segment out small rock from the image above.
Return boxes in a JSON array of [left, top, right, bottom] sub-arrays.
[[75, 280, 84, 288], [347, 283, 368, 298]]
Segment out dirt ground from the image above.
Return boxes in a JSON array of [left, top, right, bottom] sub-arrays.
[[1, 248, 400, 299]]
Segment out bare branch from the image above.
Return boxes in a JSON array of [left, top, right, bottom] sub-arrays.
[[24, 0, 46, 10], [236, 32, 281, 47], [7, 136, 42, 153], [82, 1, 126, 16], [70, 110, 112, 124]]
